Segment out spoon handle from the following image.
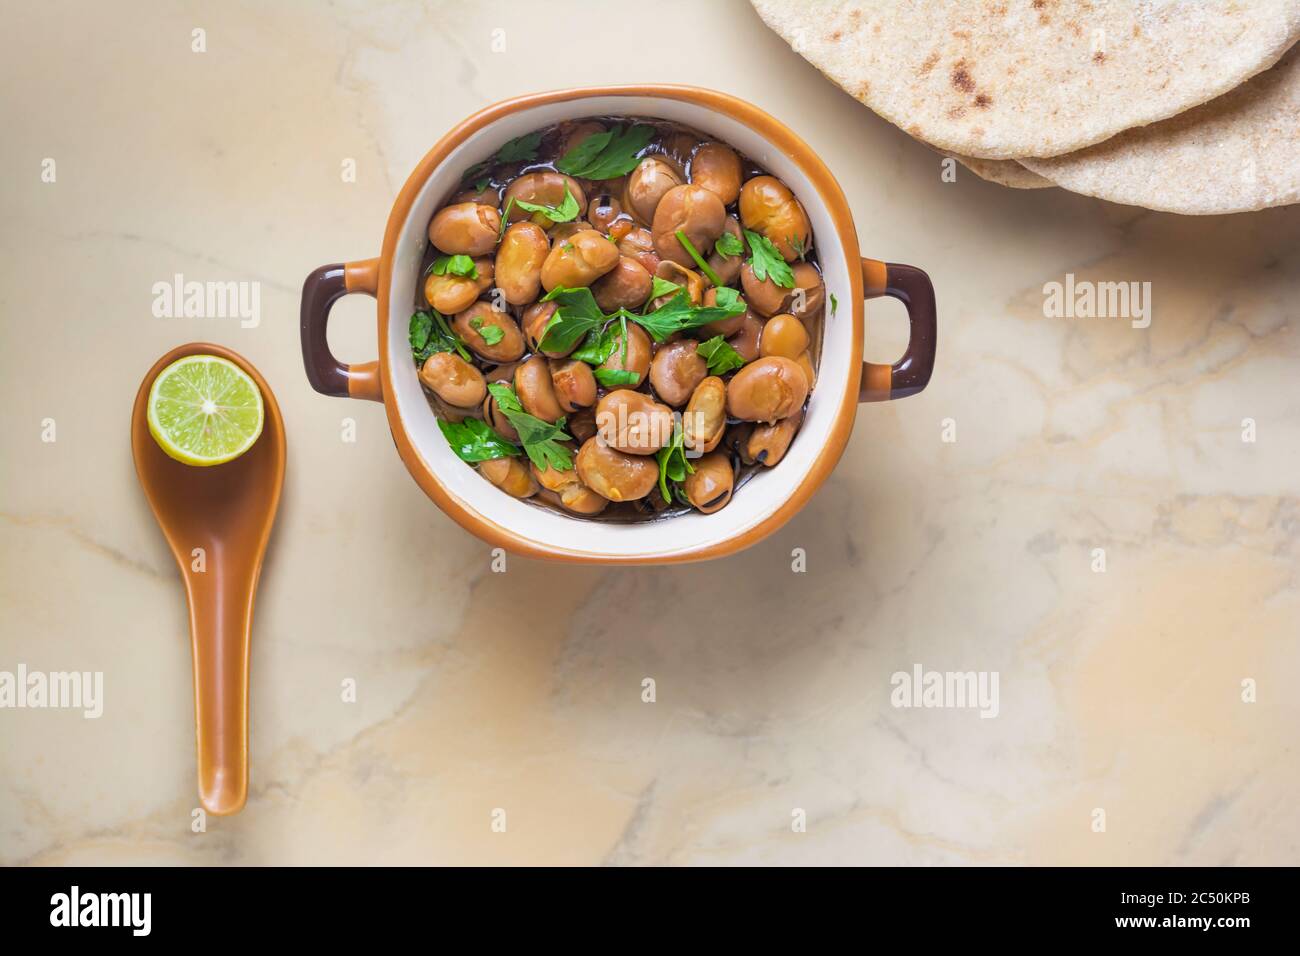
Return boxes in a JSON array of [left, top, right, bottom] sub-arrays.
[[183, 560, 256, 815]]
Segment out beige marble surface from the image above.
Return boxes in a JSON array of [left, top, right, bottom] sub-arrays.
[[3, 0, 1298, 866]]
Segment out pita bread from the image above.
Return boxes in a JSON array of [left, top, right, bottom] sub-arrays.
[[1020, 45, 1300, 214], [750, 0, 1300, 159], [952, 154, 1053, 190]]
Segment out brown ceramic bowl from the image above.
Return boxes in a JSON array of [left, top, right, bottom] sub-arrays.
[[301, 86, 935, 564]]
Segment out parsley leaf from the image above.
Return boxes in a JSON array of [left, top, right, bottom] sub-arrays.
[[513, 185, 579, 224], [557, 124, 655, 180], [488, 381, 523, 414], [438, 417, 520, 463], [712, 286, 744, 311], [498, 197, 515, 239], [714, 231, 744, 259], [648, 276, 682, 301], [695, 335, 747, 376], [495, 131, 542, 163], [629, 290, 746, 343], [542, 286, 747, 356], [743, 229, 795, 288], [674, 230, 724, 288], [830, 293, 839, 318], [410, 309, 471, 363], [788, 234, 809, 261], [594, 368, 641, 388], [461, 160, 490, 184], [469, 316, 504, 346], [428, 254, 478, 279], [486, 382, 573, 472], [655, 422, 695, 504], [538, 286, 607, 353], [571, 325, 618, 365]]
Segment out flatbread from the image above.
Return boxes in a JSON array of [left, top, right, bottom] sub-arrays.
[[1020, 45, 1300, 214], [952, 154, 1054, 190], [750, 0, 1300, 159]]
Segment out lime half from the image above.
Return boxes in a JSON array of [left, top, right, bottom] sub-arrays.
[[147, 354, 265, 466]]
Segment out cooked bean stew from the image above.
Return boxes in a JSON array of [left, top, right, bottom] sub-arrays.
[[410, 117, 827, 520]]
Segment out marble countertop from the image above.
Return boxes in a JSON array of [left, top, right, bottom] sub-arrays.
[[3, 0, 1297, 866]]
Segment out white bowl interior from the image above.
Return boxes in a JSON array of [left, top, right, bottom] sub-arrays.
[[387, 95, 853, 558]]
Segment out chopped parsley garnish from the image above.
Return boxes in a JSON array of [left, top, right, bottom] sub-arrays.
[[674, 230, 724, 288], [743, 229, 795, 288], [556, 124, 655, 180], [538, 286, 608, 354], [695, 335, 747, 376], [655, 422, 694, 504], [540, 286, 747, 352], [711, 286, 744, 311], [495, 131, 542, 163], [629, 289, 745, 343], [714, 231, 744, 259], [594, 368, 641, 388], [427, 254, 478, 279], [437, 417, 520, 463], [830, 293, 839, 318], [469, 316, 504, 346], [571, 327, 616, 365], [486, 382, 573, 472], [513, 185, 580, 224], [648, 276, 682, 301], [498, 197, 515, 239], [409, 309, 471, 363], [461, 160, 490, 184]]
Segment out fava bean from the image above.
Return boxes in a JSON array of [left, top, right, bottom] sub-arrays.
[[419, 352, 486, 408], [726, 356, 809, 423], [683, 452, 734, 513], [428, 203, 500, 257], [576, 438, 660, 502], [595, 389, 674, 455]]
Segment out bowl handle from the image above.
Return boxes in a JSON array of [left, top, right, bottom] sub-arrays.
[[859, 258, 936, 402], [300, 258, 383, 402]]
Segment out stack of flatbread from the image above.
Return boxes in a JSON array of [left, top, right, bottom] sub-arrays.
[[750, 0, 1300, 214]]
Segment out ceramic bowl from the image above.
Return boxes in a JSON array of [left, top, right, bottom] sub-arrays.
[[300, 85, 935, 563]]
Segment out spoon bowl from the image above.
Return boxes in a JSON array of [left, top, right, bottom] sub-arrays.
[[131, 343, 285, 815]]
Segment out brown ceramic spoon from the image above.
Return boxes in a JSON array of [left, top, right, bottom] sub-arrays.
[[131, 343, 285, 815]]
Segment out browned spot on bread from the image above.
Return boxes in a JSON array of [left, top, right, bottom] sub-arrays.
[[951, 62, 976, 93], [947, 105, 967, 120], [831, 29, 842, 40], [855, 81, 870, 97], [1093, 50, 1106, 63], [919, 51, 940, 75], [1032, 0, 1045, 8], [849, 7, 861, 19], [975, 93, 992, 108]]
